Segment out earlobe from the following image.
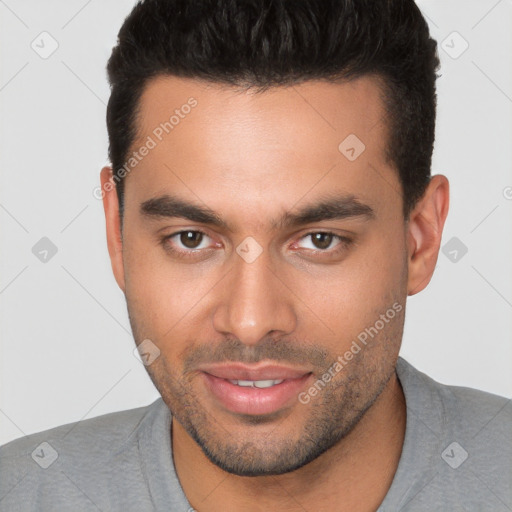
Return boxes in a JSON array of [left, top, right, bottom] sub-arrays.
[[100, 165, 126, 293], [406, 175, 450, 296]]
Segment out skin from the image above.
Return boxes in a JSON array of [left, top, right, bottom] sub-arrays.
[[100, 75, 449, 511]]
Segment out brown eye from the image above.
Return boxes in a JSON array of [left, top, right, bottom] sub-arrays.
[[294, 232, 352, 255], [180, 231, 204, 249], [310, 232, 334, 250], [160, 229, 217, 259]]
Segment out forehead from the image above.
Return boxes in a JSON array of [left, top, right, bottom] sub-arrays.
[[135, 75, 387, 149], [125, 75, 402, 226]]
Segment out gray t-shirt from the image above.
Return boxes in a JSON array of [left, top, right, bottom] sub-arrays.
[[1, 357, 510, 511]]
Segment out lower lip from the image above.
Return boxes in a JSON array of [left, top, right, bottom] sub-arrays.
[[202, 372, 312, 416]]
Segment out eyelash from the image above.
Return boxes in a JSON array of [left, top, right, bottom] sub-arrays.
[[160, 230, 352, 259]]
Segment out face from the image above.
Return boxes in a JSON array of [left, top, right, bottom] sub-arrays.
[[106, 75, 412, 476]]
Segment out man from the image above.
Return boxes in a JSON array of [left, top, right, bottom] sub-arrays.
[[1, 0, 510, 510]]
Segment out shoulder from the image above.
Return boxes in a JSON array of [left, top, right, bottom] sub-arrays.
[[0, 398, 167, 509], [392, 358, 512, 510], [0, 399, 164, 462], [396, 356, 511, 435]]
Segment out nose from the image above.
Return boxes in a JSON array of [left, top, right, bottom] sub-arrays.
[[212, 247, 297, 345]]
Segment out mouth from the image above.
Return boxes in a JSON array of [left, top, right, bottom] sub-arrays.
[[199, 363, 313, 416], [226, 378, 286, 388]]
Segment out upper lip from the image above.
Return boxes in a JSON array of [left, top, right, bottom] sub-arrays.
[[199, 363, 311, 381]]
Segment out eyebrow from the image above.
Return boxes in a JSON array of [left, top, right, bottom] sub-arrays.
[[140, 193, 375, 231]]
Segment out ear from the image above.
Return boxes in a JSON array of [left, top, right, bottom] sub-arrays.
[[406, 174, 450, 296], [100, 165, 126, 293]]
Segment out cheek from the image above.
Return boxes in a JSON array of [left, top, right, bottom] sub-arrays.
[[123, 238, 179, 332], [291, 228, 407, 335], [123, 236, 220, 338], [353, 228, 408, 323]]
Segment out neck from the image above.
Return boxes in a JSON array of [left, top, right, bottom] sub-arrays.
[[172, 371, 406, 512]]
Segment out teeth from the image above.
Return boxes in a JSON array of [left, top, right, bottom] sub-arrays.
[[228, 379, 284, 388]]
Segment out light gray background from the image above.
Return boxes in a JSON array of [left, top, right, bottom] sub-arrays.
[[1, 0, 511, 445]]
